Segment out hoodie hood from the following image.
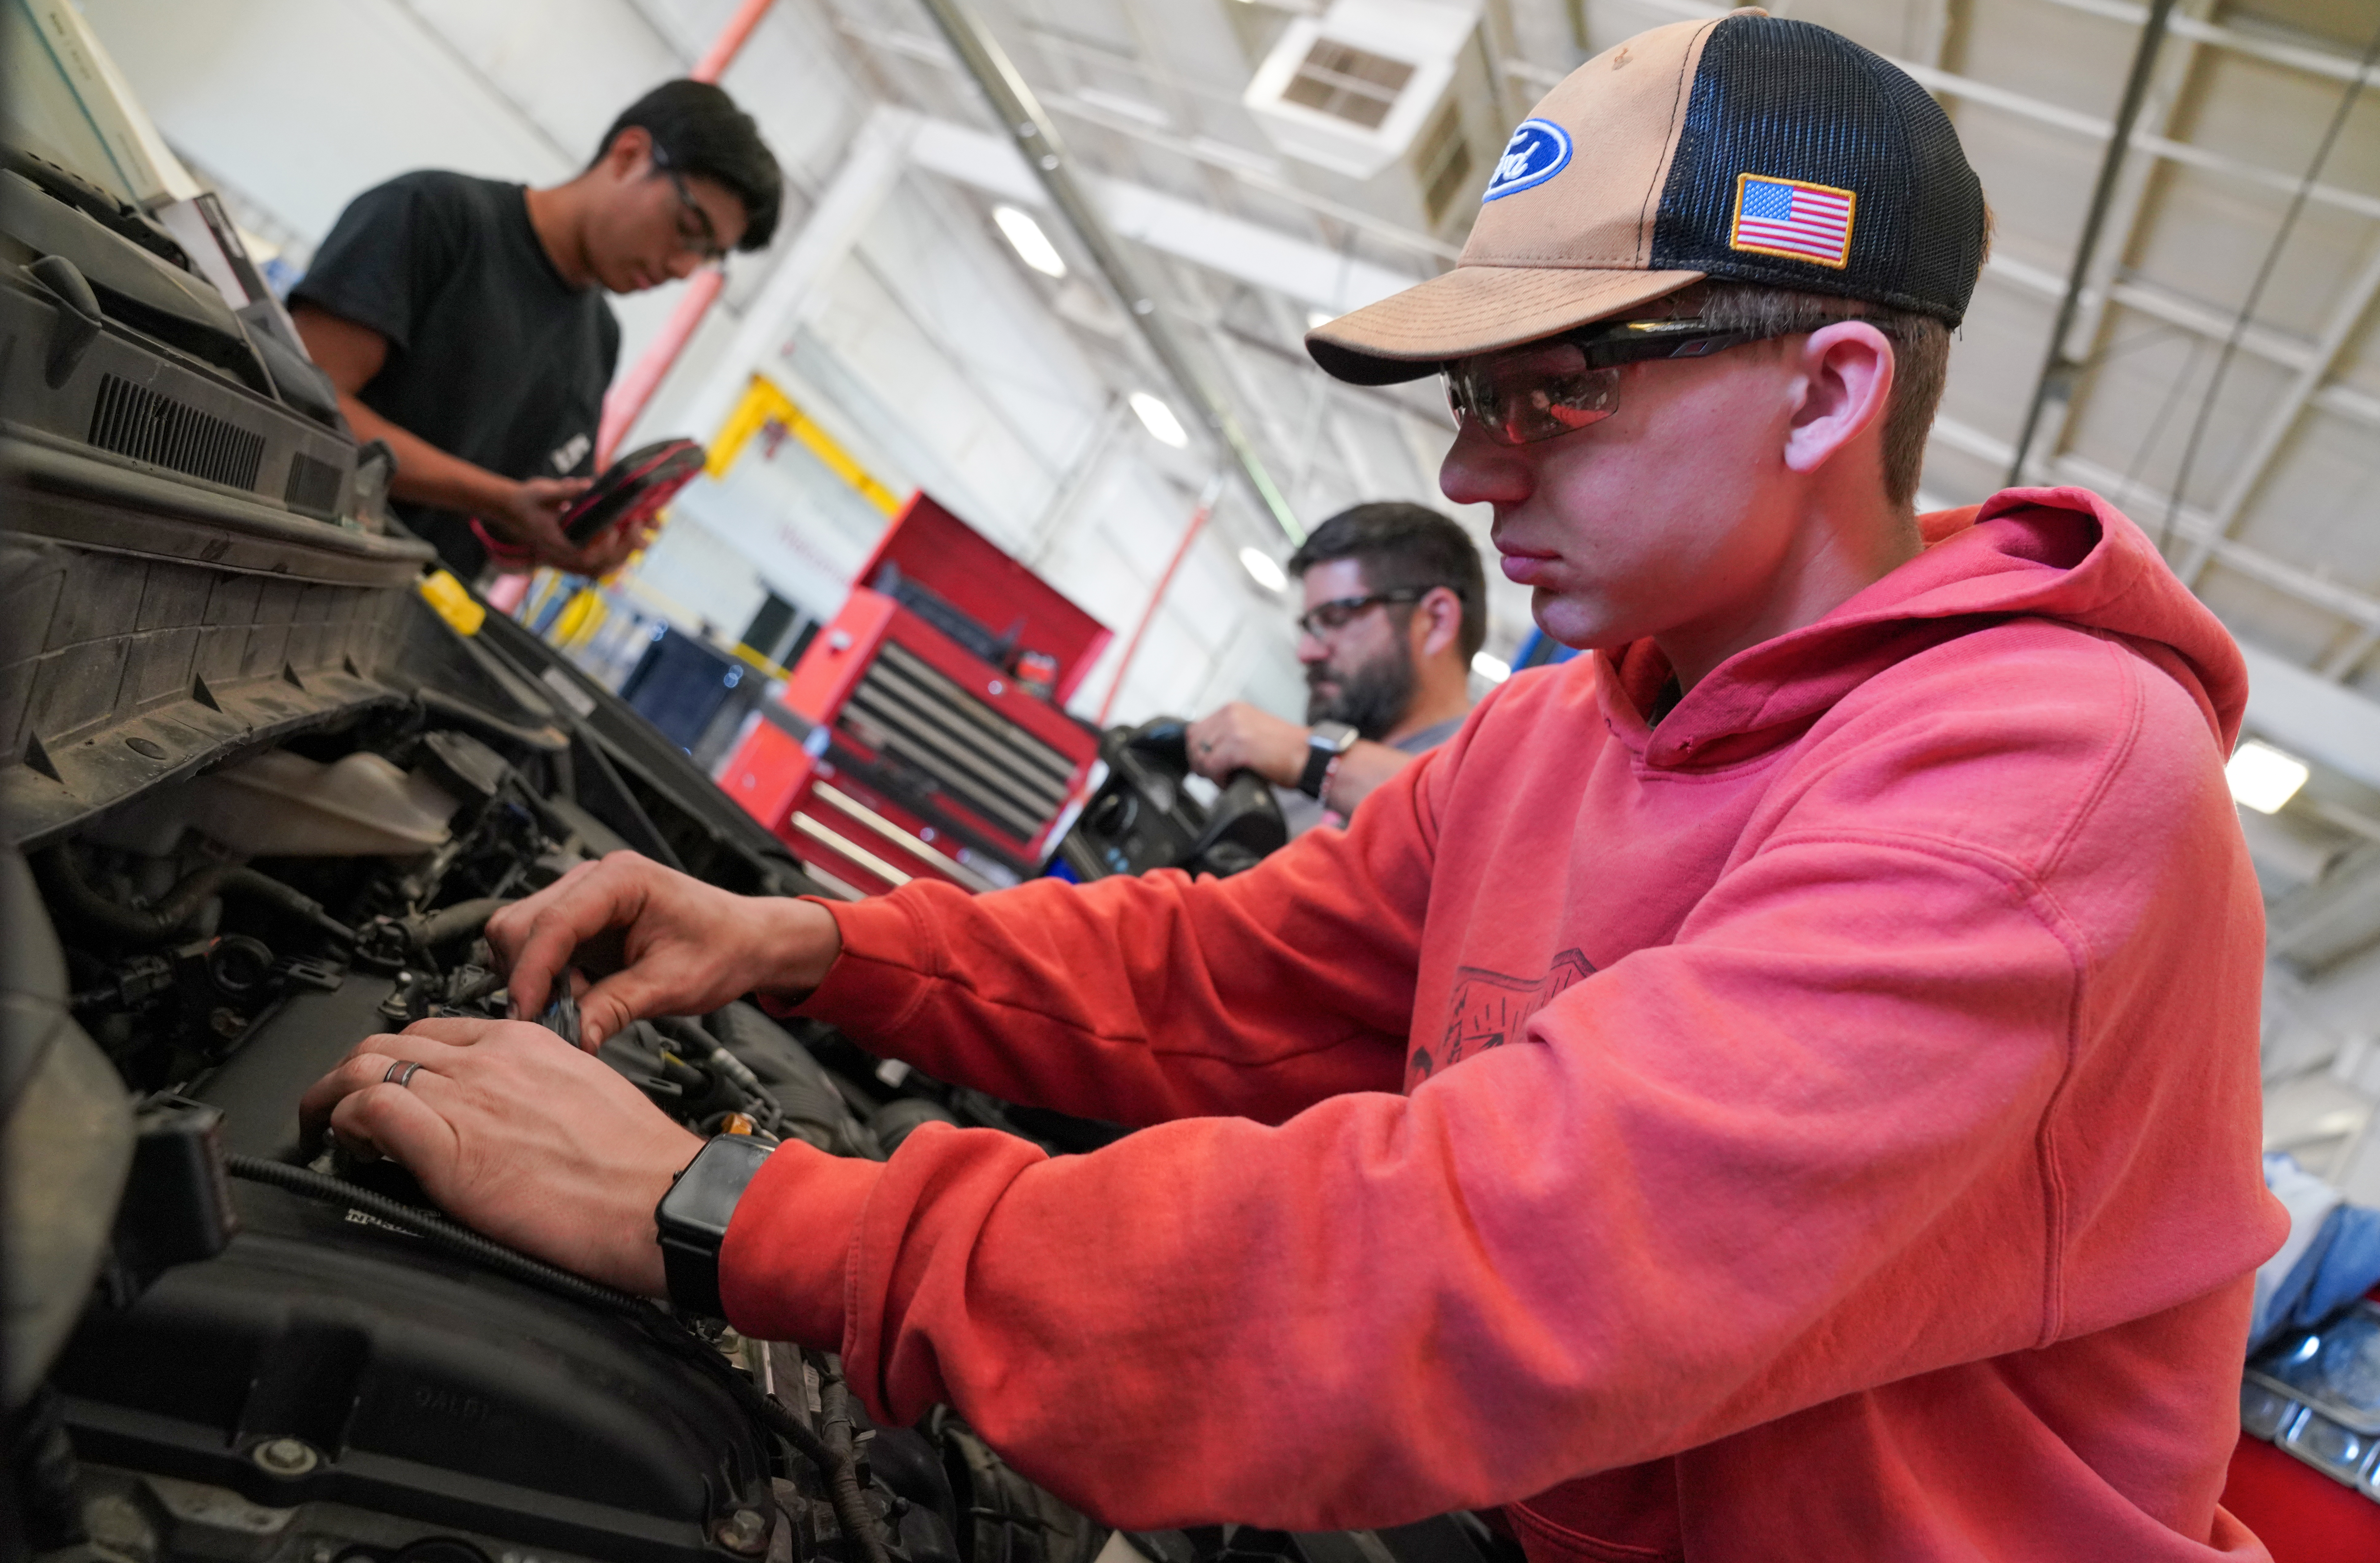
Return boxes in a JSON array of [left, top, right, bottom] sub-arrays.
[[1600, 487, 2249, 770]]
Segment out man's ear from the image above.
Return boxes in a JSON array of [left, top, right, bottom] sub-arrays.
[[601, 125, 654, 182], [1782, 321, 1894, 480], [1414, 585, 1464, 660]]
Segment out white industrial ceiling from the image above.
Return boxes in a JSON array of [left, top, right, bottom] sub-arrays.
[[64, 0, 2380, 1177]]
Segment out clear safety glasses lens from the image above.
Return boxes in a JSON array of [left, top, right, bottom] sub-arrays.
[[1443, 343, 1622, 446]]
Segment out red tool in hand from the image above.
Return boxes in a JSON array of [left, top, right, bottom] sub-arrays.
[[472, 438, 708, 569]]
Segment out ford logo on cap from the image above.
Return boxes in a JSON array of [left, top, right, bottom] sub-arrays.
[[1483, 118, 1573, 202]]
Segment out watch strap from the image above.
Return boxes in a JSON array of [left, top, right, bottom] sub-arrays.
[[1297, 742, 1333, 798], [654, 1134, 774, 1318], [1298, 722, 1358, 798]]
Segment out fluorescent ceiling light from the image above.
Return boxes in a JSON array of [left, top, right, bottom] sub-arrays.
[[1471, 651, 1510, 684], [1239, 547, 1287, 592], [2228, 739, 2309, 814], [1307, 309, 1335, 330], [1130, 391, 1189, 448], [993, 205, 1066, 277]]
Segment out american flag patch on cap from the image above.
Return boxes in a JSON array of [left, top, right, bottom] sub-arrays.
[[1729, 174, 1857, 269]]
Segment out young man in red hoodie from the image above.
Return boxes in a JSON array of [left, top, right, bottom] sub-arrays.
[[304, 13, 2283, 1558]]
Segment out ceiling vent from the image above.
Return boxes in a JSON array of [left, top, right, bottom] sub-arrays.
[[1243, 0, 1482, 183]]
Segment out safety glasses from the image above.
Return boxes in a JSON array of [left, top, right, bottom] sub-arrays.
[[652, 146, 728, 266], [1296, 588, 1427, 639], [1441, 318, 1782, 446]]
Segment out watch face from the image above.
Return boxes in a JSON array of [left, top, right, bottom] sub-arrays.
[[659, 1135, 773, 1244], [1312, 721, 1358, 753]]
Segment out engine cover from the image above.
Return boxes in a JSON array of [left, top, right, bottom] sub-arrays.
[[53, 1180, 775, 1563]]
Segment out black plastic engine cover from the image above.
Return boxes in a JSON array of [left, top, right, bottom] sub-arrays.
[[51, 1176, 774, 1562]]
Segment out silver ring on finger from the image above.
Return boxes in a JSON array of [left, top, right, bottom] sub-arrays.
[[384, 1060, 425, 1089]]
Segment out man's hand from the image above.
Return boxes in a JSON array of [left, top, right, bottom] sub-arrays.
[[1185, 702, 1311, 787], [482, 476, 604, 572], [486, 481, 662, 579], [571, 512, 661, 579], [487, 852, 842, 1050], [292, 304, 639, 576], [298, 1017, 703, 1296]]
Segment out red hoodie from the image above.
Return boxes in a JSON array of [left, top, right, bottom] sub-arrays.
[[722, 489, 2285, 1561]]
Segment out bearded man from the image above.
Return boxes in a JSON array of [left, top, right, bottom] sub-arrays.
[[1188, 502, 1487, 832]]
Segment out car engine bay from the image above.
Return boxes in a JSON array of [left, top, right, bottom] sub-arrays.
[[9, 633, 1126, 1563]]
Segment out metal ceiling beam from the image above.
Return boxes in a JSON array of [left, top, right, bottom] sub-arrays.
[[916, 0, 1303, 543], [1627, 0, 2380, 223], [2005, 0, 2178, 485], [900, 117, 1419, 312], [2001, 0, 2213, 485], [2036, 0, 2380, 87], [1930, 413, 2380, 634], [677, 104, 919, 459], [2235, 640, 2380, 794], [834, 14, 1464, 264], [1977, 252, 2380, 431], [2174, 239, 2380, 586]]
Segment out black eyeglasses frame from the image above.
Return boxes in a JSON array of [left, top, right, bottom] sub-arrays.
[[1296, 587, 1431, 639], [651, 144, 729, 267]]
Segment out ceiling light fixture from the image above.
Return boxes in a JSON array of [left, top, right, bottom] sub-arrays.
[[1239, 547, 1288, 593], [1307, 309, 1335, 330], [1130, 392, 1189, 448], [993, 205, 1066, 278], [1471, 651, 1511, 684], [2227, 739, 2309, 814]]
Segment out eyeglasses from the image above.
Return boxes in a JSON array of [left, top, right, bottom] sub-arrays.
[[1442, 318, 1784, 446], [1297, 588, 1427, 638], [652, 146, 727, 266]]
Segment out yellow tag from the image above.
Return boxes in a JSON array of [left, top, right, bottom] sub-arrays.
[[417, 569, 486, 637]]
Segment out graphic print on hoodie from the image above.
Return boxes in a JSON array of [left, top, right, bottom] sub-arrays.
[[1426, 949, 1598, 1083], [725, 488, 2288, 1562]]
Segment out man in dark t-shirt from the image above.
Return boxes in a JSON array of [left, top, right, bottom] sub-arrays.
[[292, 81, 781, 581]]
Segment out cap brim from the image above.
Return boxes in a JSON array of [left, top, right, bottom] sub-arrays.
[[1306, 264, 1706, 385]]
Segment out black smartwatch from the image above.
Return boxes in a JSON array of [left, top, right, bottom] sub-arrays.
[[1298, 720, 1359, 798], [653, 1134, 774, 1318]]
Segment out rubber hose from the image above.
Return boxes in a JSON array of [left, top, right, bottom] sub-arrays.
[[220, 1155, 848, 1478], [220, 867, 355, 943], [411, 896, 512, 950], [33, 844, 238, 942], [654, 1016, 787, 1131], [821, 1372, 897, 1563], [446, 968, 506, 1006]]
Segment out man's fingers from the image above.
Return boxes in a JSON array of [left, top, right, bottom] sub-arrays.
[[495, 866, 640, 1019], [300, 1049, 395, 1144], [574, 968, 669, 1052], [1189, 736, 1240, 780], [328, 1079, 461, 1178], [300, 1044, 457, 1147], [308, 1032, 465, 1102], [486, 861, 597, 965]]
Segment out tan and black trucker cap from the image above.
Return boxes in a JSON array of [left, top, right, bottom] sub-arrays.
[[1307, 11, 1989, 387]]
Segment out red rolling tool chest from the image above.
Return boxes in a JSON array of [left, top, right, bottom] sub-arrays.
[[715, 494, 1112, 898]]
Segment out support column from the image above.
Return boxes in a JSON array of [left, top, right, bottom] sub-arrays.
[[676, 104, 923, 450]]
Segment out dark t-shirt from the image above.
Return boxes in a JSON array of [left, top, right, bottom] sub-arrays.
[[292, 171, 619, 578]]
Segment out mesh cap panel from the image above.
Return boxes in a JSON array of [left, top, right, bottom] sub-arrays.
[[1650, 16, 1986, 325]]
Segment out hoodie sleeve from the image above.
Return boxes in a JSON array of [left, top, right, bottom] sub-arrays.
[[785, 755, 1439, 1127], [726, 817, 2103, 1530]]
